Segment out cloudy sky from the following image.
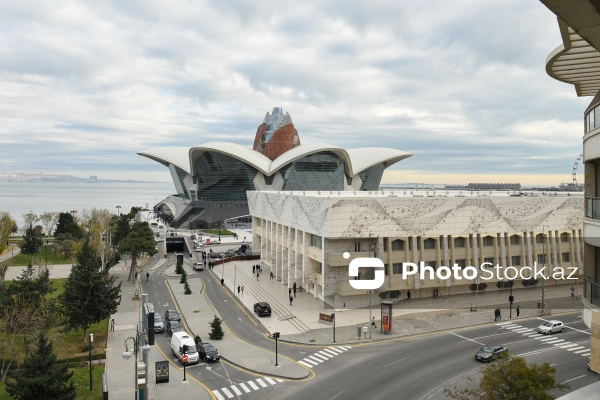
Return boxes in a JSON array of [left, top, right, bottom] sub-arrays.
[[0, 0, 588, 186]]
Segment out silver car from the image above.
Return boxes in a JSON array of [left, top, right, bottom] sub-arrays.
[[154, 313, 165, 333], [537, 320, 565, 334]]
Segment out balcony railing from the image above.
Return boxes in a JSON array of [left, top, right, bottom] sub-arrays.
[[586, 197, 600, 219], [584, 276, 600, 307]]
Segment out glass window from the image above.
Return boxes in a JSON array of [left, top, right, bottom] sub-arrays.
[[482, 236, 494, 247], [562, 252, 570, 262], [560, 233, 570, 243], [278, 151, 345, 191], [536, 234, 544, 244], [510, 235, 521, 245], [424, 261, 436, 270], [595, 106, 600, 130], [354, 242, 361, 252], [454, 237, 466, 248], [169, 164, 190, 199], [358, 163, 386, 191], [424, 238, 436, 250], [312, 235, 322, 249], [455, 259, 466, 268], [391, 240, 404, 251], [511, 256, 521, 266], [383, 240, 388, 252], [484, 257, 494, 265], [537, 254, 546, 264], [194, 152, 257, 201]]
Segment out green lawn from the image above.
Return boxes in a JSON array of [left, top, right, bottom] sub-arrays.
[[6, 248, 74, 266]]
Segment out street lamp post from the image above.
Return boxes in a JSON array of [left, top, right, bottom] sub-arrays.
[[274, 332, 280, 366], [233, 265, 237, 296], [122, 334, 151, 400], [89, 333, 93, 391], [116, 205, 121, 216], [541, 226, 549, 313], [368, 233, 372, 339]]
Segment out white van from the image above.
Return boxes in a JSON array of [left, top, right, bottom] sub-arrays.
[[170, 332, 199, 364]]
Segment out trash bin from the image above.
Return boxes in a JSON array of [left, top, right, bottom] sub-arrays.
[[362, 326, 368, 339], [357, 326, 362, 339]]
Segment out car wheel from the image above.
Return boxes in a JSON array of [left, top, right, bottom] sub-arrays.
[[561, 328, 564, 332], [548, 330, 552, 335]]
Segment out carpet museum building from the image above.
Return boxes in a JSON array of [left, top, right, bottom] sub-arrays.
[[541, 0, 600, 374]]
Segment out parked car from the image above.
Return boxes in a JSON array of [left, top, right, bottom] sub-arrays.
[[225, 249, 236, 257], [475, 345, 508, 362], [167, 320, 184, 336], [198, 342, 220, 362], [254, 302, 272, 317], [154, 313, 165, 333], [165, 309, 181, 322], [537, 320, 565, 335], [193, 262, 204, 271]]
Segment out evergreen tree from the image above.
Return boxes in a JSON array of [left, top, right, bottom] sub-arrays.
[[118, 222, 157, 282], [59, 238, 122, 339], [184, 281, 192, 295], [5, 333, 76, 400], [209, 315, 224, 340], [19, 224, 41, 255], [53, 212, 82, 239], [180, 270, 187, 284]]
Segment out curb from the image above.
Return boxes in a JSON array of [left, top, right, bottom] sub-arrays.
[[220, 356, 311, 381]]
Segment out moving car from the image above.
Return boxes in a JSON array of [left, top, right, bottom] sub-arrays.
[[154, 312, 165, 333], [254, 302, 272, 317], [475, 345, 508, 362], [165, 309, 181, 322], [167, 320, 184, 336], [198, 342, 221, 362], [537, 320, 565, 334], [193, 262, 204, 271]]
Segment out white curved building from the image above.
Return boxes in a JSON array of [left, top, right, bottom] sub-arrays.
[[138, 107, 412, 228]]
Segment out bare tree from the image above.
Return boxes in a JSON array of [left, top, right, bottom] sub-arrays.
[[40, 212, 58, 236], [22, 211, 39, 229]]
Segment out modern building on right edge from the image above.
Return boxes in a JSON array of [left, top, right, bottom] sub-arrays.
[[541, 0, 600, 374]]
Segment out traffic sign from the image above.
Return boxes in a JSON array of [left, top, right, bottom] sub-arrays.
[[182, 354, 188, 363]]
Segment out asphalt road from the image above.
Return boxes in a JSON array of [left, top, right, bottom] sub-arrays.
[[144, 249, 596, 400]]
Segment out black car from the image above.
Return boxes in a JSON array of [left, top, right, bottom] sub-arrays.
[[198, 343, 220, 362], [475, 345, 508, 362], [165, 309, 180, 322], [166, 320, 184, 336], [154, 313, 165, 333], [254, 302, 271, 317]]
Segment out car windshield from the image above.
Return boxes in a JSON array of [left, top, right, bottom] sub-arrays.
[[155, 314, 163, 322], [542, 322, 552, 327], [185, 345, 197, 353], [204, 344, 216, 352], [171, 322, 182, 329], [481, 346, 496, 352]]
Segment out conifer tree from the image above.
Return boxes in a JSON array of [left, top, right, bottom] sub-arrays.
[[184, 281, 191, 295], [180, 270, 187, 284], [59, 237, 121, 339], [19, 224, 41, 255], [5, 333, 76, 400], [209, 315, 224, 340]]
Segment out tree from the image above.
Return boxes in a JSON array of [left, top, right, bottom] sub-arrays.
[[83, 208, 119, 270], [19, 224, 42, 255], [5, 333, 75, 400], [21, 211, 39, 229], [209, 315, 224, 340], [59, 238, 121, 339], [40, 212, 58, 236], [444, 355, 568, 400], [112, 213, 131, 249], [184, 281, 192, 295], [53, 212, 82, 239], [0, 212, 16, 256], [118, 222, 157, 283], [180, 270, 187, 284], [54, 233, 78, 260]]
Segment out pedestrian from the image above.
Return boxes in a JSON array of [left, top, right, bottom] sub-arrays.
[[237, 285, 240, 295], [293, 286, 297, 297], [289, 295, 293, 306], [146, 271, 149, 282], [241, 285, 244, 294], [221, 278, 224, 286], [289, 288, 292, 297], [110, 318, 115, 331], [257, 272, 259, 281], [494, 308, 499, 321], [498, 308, 502, 321], [270, 271, 274, 280], [516, 305, 520, 318], [407, 290, 411, 300], [253, 265, 256, 273], [372, 317, 377, 328]]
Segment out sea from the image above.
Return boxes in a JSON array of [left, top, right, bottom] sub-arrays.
[[0, 181, 174, 228]]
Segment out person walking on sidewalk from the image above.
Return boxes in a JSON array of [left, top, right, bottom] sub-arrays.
[[253, 265, 256, 273], [110, 318, 115, 331], [237, 285, 240, 295], [241, 285, 244, 295], [221, 278, 224, 286], [293, 282, 297, 297], [372, 317, 377, 328], [289, 295, 293, 306], [407, 290, 411, 300], [516, 305, 520, 318], [270, 271, 273, 280], [289, 288, 292, 297], [498, 308, 502, 321], [257, 272, 260, 281], [146, 271, 149, 282]]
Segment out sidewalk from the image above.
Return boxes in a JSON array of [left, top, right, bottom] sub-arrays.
[[106, 258, 210, 400]]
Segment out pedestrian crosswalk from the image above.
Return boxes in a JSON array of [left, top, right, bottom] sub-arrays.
[[496, 322, 590, 357], [297, 346, 352, 368], [212, 377, 283, 400]]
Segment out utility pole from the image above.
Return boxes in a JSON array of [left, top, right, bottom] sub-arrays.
[[368, 232, 372, 339], [541, 226, 548, 313]]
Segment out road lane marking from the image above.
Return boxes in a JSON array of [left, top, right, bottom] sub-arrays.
[[321, 348, 339, 357], [574, 349, 590, 354], [563, 374, 587, 384], [212, 390, 225, 400], [567, 346, 586, 352], [328, 347, 344, 354], [449, 332, 485, 345], [496, 322, 514, 326], [265, 377, 277, 385], [239, 383, 251, 393], [545, 339, 564, 344], [221, 387, 234, 398], [247, 381, 259, 390], [311, 353, 329, 361], [301, 358, 318, 366], [315, 351, 331, 359], [555, 343, 579, 349], [307, 356, 322, 364], [230, 385, 242, 395], [256, 378, 268, 388], [385, 356, 411, 368], [540, 337, 557, 342]]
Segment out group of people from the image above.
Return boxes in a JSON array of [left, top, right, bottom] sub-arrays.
[[237, 285, 244, 295], [253, 264, 262, 280]]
